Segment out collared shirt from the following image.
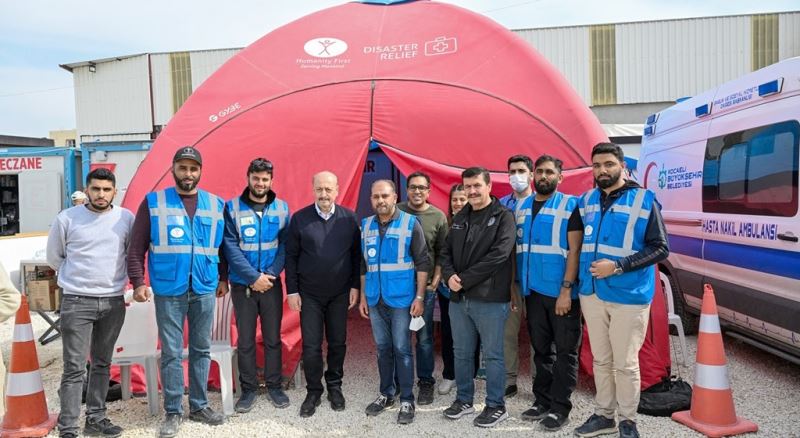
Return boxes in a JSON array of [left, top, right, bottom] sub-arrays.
[[315, 202, 336, 221]]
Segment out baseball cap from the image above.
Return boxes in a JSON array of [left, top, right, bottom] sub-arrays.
[[173, 146, 202, 166], [71, 191, 87, 201]]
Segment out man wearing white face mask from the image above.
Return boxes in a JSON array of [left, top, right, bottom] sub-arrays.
[[498, 155, 534, 398]]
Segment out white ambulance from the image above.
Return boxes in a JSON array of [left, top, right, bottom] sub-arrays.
[[638, 57, 800, 363]]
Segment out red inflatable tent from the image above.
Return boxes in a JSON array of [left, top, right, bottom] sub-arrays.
[[120, 0, 608, 390]]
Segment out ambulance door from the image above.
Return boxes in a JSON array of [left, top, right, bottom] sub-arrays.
[[19, 170, 62, 233]]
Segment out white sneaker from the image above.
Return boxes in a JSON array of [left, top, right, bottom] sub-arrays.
[[438, 379, 455, 395]]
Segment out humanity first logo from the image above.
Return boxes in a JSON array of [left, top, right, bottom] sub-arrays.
[[298, 37, 351, 69], [303, 37, 348, 58]]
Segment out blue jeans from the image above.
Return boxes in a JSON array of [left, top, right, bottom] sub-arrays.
[[369, 301, 414, 403], [413, 290, 436, 385], [449, 297, 509, 407], [57, 295, 125, 436], [154, 289, 215, 414]]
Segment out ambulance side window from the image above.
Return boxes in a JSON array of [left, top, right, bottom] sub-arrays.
[[702, 120, 799, 217]]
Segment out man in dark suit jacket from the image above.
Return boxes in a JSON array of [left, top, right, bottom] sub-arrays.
[[285, 171, 361, 418]]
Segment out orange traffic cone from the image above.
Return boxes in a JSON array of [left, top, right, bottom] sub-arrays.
[[1, 295, 57, 438], [671, 284, 758, 437]]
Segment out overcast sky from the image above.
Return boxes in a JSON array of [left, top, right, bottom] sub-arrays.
[[1, 0, 797, 139]]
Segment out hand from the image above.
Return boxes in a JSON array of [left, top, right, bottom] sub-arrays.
[[287, 294, 302, 312], [555, 291, 572, 316], [251, 274, 273, 292], [133, 285, 151, 302], [359, 293, 370, 319], [447, 274, 463, 292], [216, 281, 229, 297], [510, 283, 520, 313], [410, 298, 424, 317], [589, 259, 617, 279], [348, 288, 359, 310]]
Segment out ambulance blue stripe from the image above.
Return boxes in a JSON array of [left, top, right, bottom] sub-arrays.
[[668, 234, 800, 280]]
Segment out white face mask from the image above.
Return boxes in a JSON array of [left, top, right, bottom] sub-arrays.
[[509, 173, 530, 193]]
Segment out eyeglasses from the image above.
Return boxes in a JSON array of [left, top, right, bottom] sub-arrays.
[[408, 185, 430, 192], [252, 158, 273, 169]]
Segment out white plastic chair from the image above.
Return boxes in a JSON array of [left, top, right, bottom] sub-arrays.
[[659, 272, 688, 366], [183, 293, 239, 415], [112, 292, 160, 416]]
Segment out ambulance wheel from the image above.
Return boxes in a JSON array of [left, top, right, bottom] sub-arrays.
[[665, 272, 699, 335]]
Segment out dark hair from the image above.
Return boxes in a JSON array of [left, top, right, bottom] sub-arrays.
[[406, 171, 431, 187], [591, 142, 624, 163], [461, 167, 491, 184], [247, 158, 273, 176], [371, 179, 397, 194], [86, 168, 116, 187], [534, 154, 564, 173], [447, 183, 465, 223], [507, 154, 533, 172]]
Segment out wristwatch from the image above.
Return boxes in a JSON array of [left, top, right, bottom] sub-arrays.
[[613, 261, 624, 275], [415, 295, 425, 301], [560, 280, 574, 289]]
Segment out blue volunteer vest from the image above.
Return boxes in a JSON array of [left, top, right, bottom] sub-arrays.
[[361, 210, 416, 308], [577, 187, 656, 305], [146, 187, 225, 296], [226, 196, 289, 285], [515, 191, 578, 298]]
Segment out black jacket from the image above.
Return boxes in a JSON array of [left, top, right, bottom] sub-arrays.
[[440, 196, 516, 303]]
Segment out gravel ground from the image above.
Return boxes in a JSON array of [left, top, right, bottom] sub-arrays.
[[2, 311, 797, 437]]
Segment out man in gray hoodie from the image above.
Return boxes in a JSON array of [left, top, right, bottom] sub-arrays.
[[47, 168, 134, 438]]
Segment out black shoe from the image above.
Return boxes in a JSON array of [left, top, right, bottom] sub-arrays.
[[60, 433, 78, 438], [443, 400, 475, 419], [474, 405, 508, 428], [300, 393, 322, 418], [574, 414, 617, 437], [521, 403, 549, 421], [235, 390, 257, 413], [397, 401, 415, 424], [365, 394, 395, 416], [541, 412, 569, 432], [158, 414, 182, 438], [267, 387, 290, 408], [327, 387, 346, 411], [618, 420, 640, 438], [188, 407, 225, 426], [84, 417, 123, 437], [504, 384, 518, 398], [417, 381, 435, 405]]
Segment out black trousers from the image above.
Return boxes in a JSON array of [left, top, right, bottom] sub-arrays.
[[437, 291, 480, 381], [300, 291, 349, 395], [231, 282, 284, 391], [525, 291, 582, 416]]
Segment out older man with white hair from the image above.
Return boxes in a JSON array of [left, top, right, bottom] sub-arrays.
[[285, 171, 362, 418]]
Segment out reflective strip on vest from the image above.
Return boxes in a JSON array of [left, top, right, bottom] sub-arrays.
[[396, 212, 413, 261], [622, 189, 646, 251], [366, 261, 415, 273], [149, 190, 223, 255]]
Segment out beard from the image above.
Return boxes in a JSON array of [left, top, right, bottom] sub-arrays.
[[595, 170, 622, 189], [534, 179, 557, 196], [249, 185, 269, 200], [88, 197, 113, 211], [173, 171, 199, 192]]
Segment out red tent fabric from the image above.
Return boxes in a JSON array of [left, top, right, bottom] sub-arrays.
[[579, 268, 672, 390], [119, 0, 607, 391]]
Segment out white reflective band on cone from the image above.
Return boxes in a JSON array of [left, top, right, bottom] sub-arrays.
[[12, 323, 34, 342], [699, 314, 721, 333], [6, 370, 44, 396], [694, 363, 730, 390]]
